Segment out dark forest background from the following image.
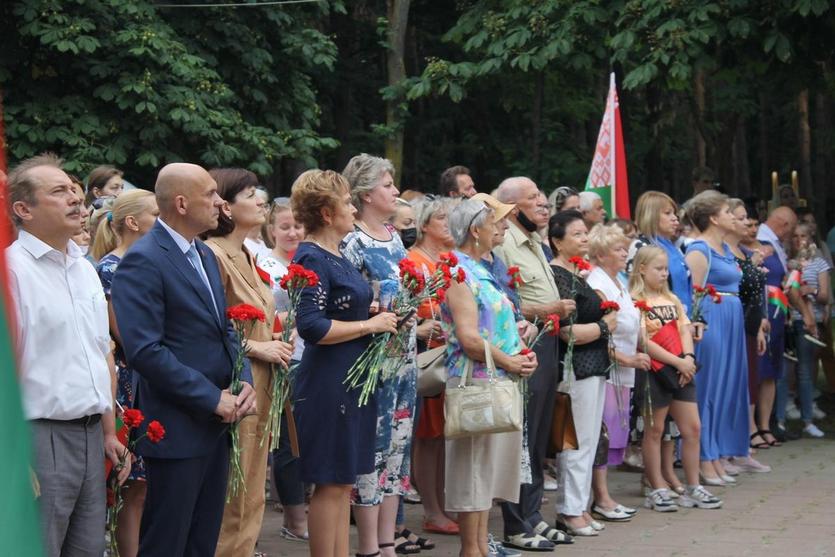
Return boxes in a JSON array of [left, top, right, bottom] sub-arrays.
[[2, 0, 835, 223]]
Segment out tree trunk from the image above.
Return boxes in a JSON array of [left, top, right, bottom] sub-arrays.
[[693, 69, 707, 167], [733, 119, 750, 196], [797, 89, 812, 200], [758, 91, 770, 202], [531, 71, 544, 180], [814, 88, 830, 224], [384, 0, 411, 182]]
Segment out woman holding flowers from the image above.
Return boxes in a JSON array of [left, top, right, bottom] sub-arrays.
[[203, 168, 294, 557], [95, 189, 158, 557], [290, 170, 399, 557], [443, 198, 536, 557], [257, 199, 310, 540], [684, 191, 750, 485], [340, 154, 417, 557], [548, 210, 617, 537], [585, 223, 648, 521], [406, 196, 458, 537]]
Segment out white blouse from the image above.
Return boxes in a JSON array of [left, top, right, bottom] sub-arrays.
[[586, 267, 640, 387]]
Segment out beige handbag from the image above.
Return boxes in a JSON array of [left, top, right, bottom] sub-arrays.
[[443, 338, 523, 439], [417, 344, 446, 397]]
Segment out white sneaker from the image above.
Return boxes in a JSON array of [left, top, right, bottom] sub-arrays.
[[644, 488, 678, 512], [803, 423, 825, 438], [679, 485, 722, 509], [812, 402, 827, 420], [732, 456, 771, 473], [786, 400, 801, 420], [543, 474, 558, 491], [720, 458, 740, 476]]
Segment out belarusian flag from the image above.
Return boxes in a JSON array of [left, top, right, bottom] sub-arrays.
[[0, 91, 44, 555], [767, 285, 790, 317], [585, 72, 631, 220]]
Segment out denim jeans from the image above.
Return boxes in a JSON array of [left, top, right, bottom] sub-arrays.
[[776, 321, 819, 423]]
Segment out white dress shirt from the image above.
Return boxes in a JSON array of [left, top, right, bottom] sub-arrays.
[[7, 231, 112, 420]]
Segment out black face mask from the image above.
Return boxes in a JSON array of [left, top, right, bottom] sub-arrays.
[[516, 209, 539, 233], [399, 227, 417, 249]]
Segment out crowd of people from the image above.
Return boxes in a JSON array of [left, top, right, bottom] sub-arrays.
[[5, 153, 834, 557]]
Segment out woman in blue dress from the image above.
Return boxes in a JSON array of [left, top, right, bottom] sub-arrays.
[[290, 170, 399, 557], [92, 189, 159, 557], [685, 191, 750, 486]]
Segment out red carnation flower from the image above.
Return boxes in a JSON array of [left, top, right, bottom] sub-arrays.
[[545, 313, 561, 336], [600, 301, 620, 313], [520, 348, 533, 356], [146, 420, 166, 443], [568, 255, 591, 272], [435, 288, 447, 303], [440, 252, 458, 267], [693, 285, 705, 293], [713, 295, 722, 304], [706, 284, 718, 297], [507, 266, 523, 289], [122, 408, 144, 429], [455, 268, 466, 283], [633, 300, 652, 313], [226, 303, 266, 323]]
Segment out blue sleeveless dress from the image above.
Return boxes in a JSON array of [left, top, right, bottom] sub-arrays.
[[686, 241, 750, 460]]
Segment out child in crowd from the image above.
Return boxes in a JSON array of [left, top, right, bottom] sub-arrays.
[[629, 246, 722, 512]]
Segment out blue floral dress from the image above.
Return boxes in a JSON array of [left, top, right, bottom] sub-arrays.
[[97, 253, 146, 481], [341, 224, 417, 505]]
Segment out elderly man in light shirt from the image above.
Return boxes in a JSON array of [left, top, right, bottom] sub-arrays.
[[494, 176, 576, 552], [6, 154, 129, 556]]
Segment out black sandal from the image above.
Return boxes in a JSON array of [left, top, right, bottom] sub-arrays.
[[391, 537, 421, 555], [760, 429, 783, 447], [750, 431, 770, 449], [399, 528, 434, 550]]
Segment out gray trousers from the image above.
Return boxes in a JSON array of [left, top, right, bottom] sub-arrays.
[[32, 418, 106, 557], [500, 334, 558, 536]]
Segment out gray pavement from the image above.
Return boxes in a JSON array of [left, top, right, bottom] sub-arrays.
[[257, 437, 835, 557]]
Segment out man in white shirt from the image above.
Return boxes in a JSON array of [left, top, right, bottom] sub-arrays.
[[6, 153, 129, 556]]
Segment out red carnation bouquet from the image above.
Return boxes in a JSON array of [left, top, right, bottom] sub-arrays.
[[691, 283, 720, 325], [345, 251, 465, 406], [108, 409, 165, 557], [262, 264, 319, 451], [562, 256, 591, 384], [225, 303, 266, 499]]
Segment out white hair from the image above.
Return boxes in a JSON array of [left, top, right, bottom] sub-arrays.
[[449, 198, 493, 247], [579, 190, 601, 212], [496, 176, 534, 204]]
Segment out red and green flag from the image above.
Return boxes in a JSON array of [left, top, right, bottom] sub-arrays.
[[767, 285, 790, 317], [585, 72, 631, 220], [0, 91, 44, 555]]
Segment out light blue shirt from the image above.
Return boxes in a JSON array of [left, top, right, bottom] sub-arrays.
[[158, 218, 219, 317]]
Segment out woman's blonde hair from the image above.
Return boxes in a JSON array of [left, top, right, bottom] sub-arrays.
[[291, 169, 350, 235], [634, 191, 677, 238], [263, 200, 292, 249], [91, 189, 155, 260], [588, 223, 628, 261], [628, 245, 673, 300]]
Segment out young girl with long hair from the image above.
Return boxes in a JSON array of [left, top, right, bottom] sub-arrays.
[[629, 246, 722, 512]]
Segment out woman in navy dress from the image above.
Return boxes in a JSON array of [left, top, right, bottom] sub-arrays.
[[685, 191, 750, 486], [290, 170, 399, 557]]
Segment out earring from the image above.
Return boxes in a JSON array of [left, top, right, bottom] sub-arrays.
[[475, 236, 480, 250]]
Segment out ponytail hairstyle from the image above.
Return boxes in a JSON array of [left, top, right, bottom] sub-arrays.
[[91, 189, 155, 260], [628, 245, 673, 300]]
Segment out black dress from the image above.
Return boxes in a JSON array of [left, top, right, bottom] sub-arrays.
[[292, 242, 377, 485], [551, 265, 609, 380], [735, 246, 767, 337]]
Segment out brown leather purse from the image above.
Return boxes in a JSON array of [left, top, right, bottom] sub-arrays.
[[550, 391, 579, 452]]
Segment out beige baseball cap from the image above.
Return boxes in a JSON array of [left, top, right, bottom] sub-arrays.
[[470, 192, 516, 222]]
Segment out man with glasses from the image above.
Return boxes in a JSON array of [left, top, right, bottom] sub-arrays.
[[494, 176, 576, 551]]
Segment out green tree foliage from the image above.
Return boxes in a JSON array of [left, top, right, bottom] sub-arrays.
[[0, 0, 341, 181]]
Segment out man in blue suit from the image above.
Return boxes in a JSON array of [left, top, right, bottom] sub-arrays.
[[112, 163, 256, 556]]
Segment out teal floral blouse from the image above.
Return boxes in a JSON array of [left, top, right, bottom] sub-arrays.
[[441, 251, 523, 379]]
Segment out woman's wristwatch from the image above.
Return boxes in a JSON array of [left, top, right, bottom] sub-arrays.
[[683, 352, 696, 360]]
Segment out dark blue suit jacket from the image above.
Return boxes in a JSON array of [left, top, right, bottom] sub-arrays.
[[111, 221, 252, 459]]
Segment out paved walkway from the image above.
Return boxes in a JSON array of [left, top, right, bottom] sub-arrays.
[[258, 436, 835, 557]]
